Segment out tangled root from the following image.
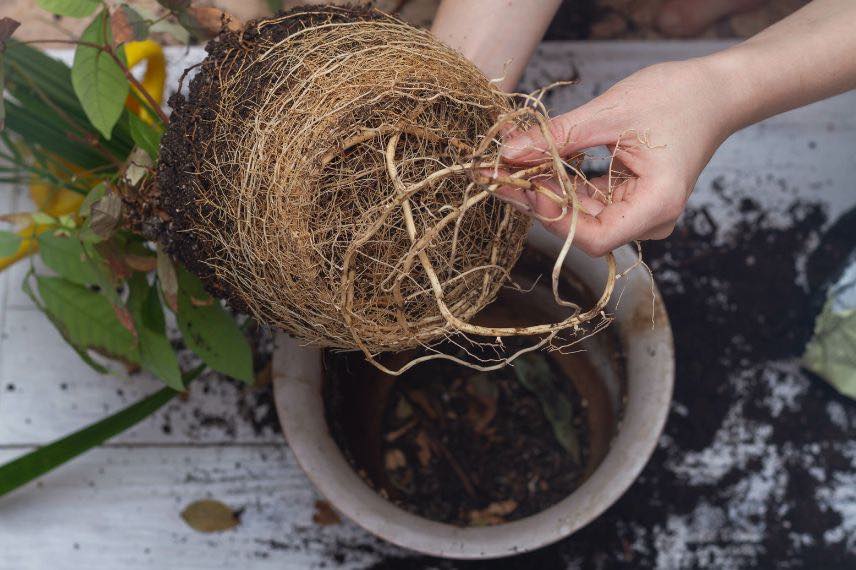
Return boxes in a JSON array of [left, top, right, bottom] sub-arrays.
[[157, 5, 616, 374]]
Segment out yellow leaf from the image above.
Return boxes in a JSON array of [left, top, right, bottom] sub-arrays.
[[180, 499, 240, 533]]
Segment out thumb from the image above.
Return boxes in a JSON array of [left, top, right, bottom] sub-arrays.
[[501, 101, 617, 164]]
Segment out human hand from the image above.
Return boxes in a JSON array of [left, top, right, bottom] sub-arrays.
[[498, 58, 739, 257]]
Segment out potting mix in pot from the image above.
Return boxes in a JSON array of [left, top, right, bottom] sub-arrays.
[[0, 4, 627, 515], [326, 250, 626, 526]]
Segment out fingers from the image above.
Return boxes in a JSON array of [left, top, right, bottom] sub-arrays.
[[656, 0, 766, 38], [496, 174, 683, 257], [501, 102, 619, 164]]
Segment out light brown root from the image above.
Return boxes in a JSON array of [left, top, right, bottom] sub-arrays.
[[162, 6, 632, 375]]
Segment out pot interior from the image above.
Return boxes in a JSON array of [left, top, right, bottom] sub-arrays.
[[324, 246, 626, 526]]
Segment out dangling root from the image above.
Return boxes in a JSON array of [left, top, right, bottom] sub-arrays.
[[156, 5, 628, 375]]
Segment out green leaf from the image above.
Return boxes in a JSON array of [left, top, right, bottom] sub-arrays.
[[36, 275, 138, 361], [0, 385, 177, 498], [128, 274, 182, 390], [512, 354, 581, 463], [38, 232, 102, 286], [37, 0, 100, 18], [0, 230, 22, 256], [128, 112, 162, 160], [22, 271, 108, 373], [803, 301, 856, 400], [72, 11, 130, 140], [266, 0, 281, 13], [176, 266, 253, 383]]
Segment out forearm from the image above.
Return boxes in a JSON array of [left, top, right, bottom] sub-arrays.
[[705, 0, 856, 132], [431, 0, 562, 91]]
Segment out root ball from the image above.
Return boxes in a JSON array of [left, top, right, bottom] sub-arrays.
[[158, 5, 532, 354]]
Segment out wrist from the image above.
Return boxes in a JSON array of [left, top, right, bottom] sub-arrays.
[[693, 50, 759, 138]]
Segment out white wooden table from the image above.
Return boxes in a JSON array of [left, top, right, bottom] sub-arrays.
[[0, 42, 854, 569]]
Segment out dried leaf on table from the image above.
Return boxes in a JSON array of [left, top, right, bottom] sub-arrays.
[[180, 499, 240, 533], [312, 500, 341, 526]]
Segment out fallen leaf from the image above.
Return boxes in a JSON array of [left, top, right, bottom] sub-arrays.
[[124, 254, 158, 272], [384, 418, 416, 442], [465, 373, 498, 433], [384, 448, 406, 470], [407, 389, 437, 419], [312, 500, 341, 526], [394, 397, 413, 420], [467, 499, 518, 526], [415, 430, 432, 467], [180, 499, 240, 533]]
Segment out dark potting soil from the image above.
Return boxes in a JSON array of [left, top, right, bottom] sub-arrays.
[[333, 345, 592, 527]]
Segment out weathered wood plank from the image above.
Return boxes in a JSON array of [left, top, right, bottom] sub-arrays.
[[0, 446, 405, 569]]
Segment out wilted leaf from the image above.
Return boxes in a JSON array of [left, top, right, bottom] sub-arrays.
[[89, 192, 123, 239], [112, 304, 137, 337], [36, 275, 138, 362], [128, 273, 182, 390], [124, 254, 157, 272], [176, 265, 253, 383], [111, 5, 149, 46], [181, 499, 239, 533], [78, 183, 108, 217], [124, 146, 153, 186], [0, 230, 22, 256], [0, 18, 19, 45], [39, 232, 103, 286], [178, 6, 241, 40], [156, 245, 178, 311], [128, 113, 162, 161], [512, 354, 581, 463], [384, 448, 406, 470], [72, 11, 130, 139], [312, 500, 341, 526], [37, 0, 99, 18]]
